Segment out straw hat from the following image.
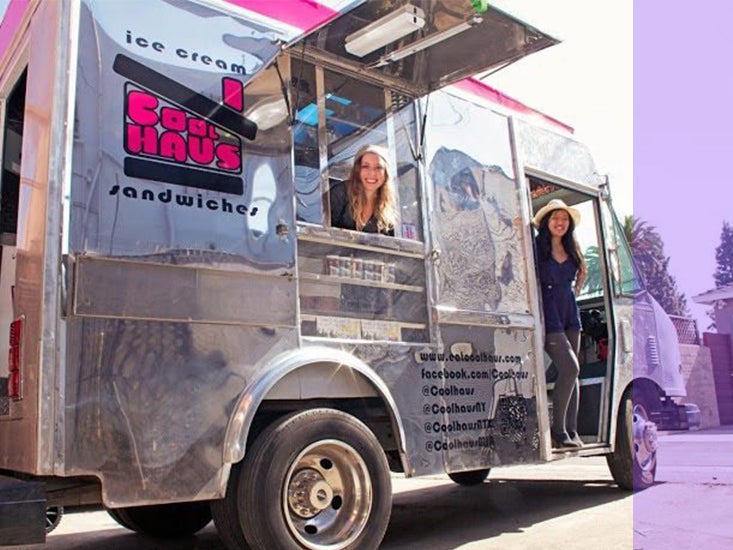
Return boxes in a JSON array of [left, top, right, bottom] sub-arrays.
[[532, 199, 581, 228]]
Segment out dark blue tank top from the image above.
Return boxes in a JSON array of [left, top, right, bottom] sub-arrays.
[[537, 255, 581, 333]]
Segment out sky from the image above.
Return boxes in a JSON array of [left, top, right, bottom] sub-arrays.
[[485, 0, 632, 216], [634, 2, 732, 333]]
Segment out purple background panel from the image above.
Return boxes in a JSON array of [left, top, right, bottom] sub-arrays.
[[635, 2, 733, 549]]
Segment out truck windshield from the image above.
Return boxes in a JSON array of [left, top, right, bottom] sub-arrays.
[[613, 214, 638, 295], [599, 198, 639, 297]]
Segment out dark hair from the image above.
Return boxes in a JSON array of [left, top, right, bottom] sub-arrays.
[[535, 209, 583, 266]]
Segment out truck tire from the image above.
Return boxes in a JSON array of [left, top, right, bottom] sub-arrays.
[[106, 501, 212, 537], [448, 469, 491, 486], [606, 388, 658, 491], [211, 463, 250, 550], [237, 408, 392, 550], [45, 506, 63, 534]]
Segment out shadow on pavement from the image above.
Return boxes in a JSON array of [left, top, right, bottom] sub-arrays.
[[382, 477, 628, 549], [16, 476, 629, 550]]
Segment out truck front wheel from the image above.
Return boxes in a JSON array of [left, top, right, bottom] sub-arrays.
[[106, 501, 212, 537], [448, 469, 490, 486], [606, 388, 658, 490], [237, 408, 392, 550]]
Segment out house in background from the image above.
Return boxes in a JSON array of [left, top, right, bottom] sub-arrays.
[[693, 283, 733, 340], [693, 284, 733, 425]]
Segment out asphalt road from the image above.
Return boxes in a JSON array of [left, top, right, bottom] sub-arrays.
[[634, 427, 733, 550], [8, 426, 733, 549], [8, 458, 631, 550]]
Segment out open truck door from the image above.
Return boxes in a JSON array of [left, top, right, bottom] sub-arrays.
[[597, 186, 689, 490]]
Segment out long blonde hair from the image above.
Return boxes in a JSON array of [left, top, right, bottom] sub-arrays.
[[346, 145, 398, 233]]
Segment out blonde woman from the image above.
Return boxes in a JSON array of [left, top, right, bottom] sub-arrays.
[[330, 144, 397, 236]]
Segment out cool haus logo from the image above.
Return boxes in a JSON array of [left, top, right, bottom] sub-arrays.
[[112, 54, 257, 197], [124, 86, 241, 176]]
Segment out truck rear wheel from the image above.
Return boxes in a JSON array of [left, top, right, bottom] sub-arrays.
[[606, 388, 658, 490], [237, 408, 392, 550], [45, 506, 63, 533], [211, 463, 250, 550], [106, 501, 212, 537], [448, 469, 490, 486]]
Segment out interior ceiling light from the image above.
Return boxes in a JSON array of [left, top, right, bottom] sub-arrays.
[[369, 15, 483, 68], [344, 4, 426, 58]]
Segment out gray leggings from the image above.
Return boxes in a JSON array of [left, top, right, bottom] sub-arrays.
[[546, 330, 581, 434]]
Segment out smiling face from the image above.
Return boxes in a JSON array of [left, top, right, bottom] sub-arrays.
[[358, 152, 387, 196], [547, 209, 572, 238]]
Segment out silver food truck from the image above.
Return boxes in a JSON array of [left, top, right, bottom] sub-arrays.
[[0, 0, 689, 547]]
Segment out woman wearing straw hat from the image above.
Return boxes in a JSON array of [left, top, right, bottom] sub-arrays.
[[533, 199, 587, 449]]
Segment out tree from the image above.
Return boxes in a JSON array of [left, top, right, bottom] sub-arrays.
[[624, 215, 689, 317], [714, 221, 733, 288], [582, 245, 603, 295]]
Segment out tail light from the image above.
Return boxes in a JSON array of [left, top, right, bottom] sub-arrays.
[[8, 316, 23, 400]]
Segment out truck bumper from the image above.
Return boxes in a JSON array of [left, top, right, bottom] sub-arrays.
[[652, 400, 689, 431], [0, 475, 46, 546]]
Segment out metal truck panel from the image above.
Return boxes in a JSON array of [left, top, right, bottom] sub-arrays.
[[72, 256, 295, 327], [62, 319, 298, 505], [71, 0, 295, 261], [514, 118, 604, 189], [0, 0, 69, 475]]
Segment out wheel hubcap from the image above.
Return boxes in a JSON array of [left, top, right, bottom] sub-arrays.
[[284, 440, 372, 550], [632, 403, 657, 473], [288, 469, 335, 517]]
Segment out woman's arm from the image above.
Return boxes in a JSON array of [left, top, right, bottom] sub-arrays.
[[329, 182, 350, 229], [574, 257, 588, 297]]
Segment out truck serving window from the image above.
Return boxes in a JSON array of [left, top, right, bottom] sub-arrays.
[[293, 59, 422, 241], [294, 58, 427, 343]]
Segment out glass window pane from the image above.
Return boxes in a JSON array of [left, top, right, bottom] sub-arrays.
[[321, 70, 422, 240], [614, 215, 638, 294], [292, 60, 322, 224]]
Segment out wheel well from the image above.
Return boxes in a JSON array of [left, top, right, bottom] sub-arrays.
[[609, 379, 661, 450], [246, 397, 404, 473], [223, 352, 408, 472], [631, 378, 662, 411]]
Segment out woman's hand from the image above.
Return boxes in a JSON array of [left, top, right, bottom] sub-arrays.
[[574, 260, 587, 297]]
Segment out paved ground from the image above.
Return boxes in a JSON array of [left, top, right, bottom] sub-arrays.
[[8, 426, 733, 549], [633, 426, 733, 550], [11, 456, 631, 550]]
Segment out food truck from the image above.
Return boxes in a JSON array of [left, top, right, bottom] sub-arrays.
[[0, 0, 689, 546]]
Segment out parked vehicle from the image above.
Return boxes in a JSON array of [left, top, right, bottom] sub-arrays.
[[0, 0, 688, 547]]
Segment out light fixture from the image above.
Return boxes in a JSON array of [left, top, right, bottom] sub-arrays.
[[245, 97, 288, 130], [369, 15, 483, 68], [344, 4, 426, 58]]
